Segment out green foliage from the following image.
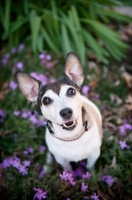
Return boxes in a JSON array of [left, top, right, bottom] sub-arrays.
[[0, 0, 132, 64]]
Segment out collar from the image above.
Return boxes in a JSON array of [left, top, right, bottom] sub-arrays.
[[46, 120, 88, 142]]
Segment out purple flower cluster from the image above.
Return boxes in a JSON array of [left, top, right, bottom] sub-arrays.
[[59, 170, 76, 186], [12, 61, 24, 75], [30, 72, 48, 85], [9, 80, 18, 90], [1, 53, 10, 66], [23, 146, 34, 155], [33, 188, 47, 200], [39, 52, 53, 69], [72, 167, 83, 178], [13, 109, 46, 127], [81, 182, 88, 192], [82, 172, 91, 179], [11, 44, 25, 54], [38, 170, 45, 179], [91, 192, 100, 200], [119, 141, 130, 149], [0, 109, 6, 123], [101, 175, 114, 187], [119, 123, 132, 135], [81, 85, 90, 96], [38, 145, 46, 153], [0, 156, 30, 175]]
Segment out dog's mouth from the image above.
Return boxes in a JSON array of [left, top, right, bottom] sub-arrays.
[[60, 119, 77, 131]]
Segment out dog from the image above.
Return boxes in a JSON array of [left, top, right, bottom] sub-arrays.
[[15, 52, 102, 171]]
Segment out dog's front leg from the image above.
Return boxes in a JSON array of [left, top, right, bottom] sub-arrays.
[[54, 155, 72, 171], [86, 148, 100, 171]]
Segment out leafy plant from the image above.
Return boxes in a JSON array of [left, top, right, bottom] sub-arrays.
[[0, 0, 132, 64]]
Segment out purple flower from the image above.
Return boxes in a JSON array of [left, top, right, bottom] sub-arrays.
[[82, 172, 91, 179], [23, 150, 28, 155], [39, 53, 46, 59], [28, 147, 34, 153], [82, 85, 90, 96], [9, 80, 18, 90], [18, 44, 25, 52], [72, 167, 83, 178], [33, 188, 47, 200], [119, 124, 132, 135], [49, 78, 56, 83], [39, 170, 45, 179], [30, 72, 48, 85], [67, 198, 70, 200], [59, 170, 69, 181], [38, 146, 46, 153], [23, 160, 30, 167], [0, 109, 6, 118], [59, 170, 75, 186], [12, 159, 20, 169], [94, 94, 100, 99], [5, 54, 10, 59], [29, 115, 38, 125], [37, 119, 46, 127], [11, 47, 17, 54], [1, 158, 13, 168], [101, 175, 114, 187], [46, 62, 53, 69], [15, 62, 23, 70], [81, 182, 88, 192], [14, 134, 18, 141], [18, 164, 28, 175], [34, 110, 39, 116], [91, 192, 99, 200], [21, 109, 31, 118], [1, 58, 8, 66], [119, 141, 130, 149], [46, 54, 52, 60], [38, 74, 48, 85], [13, 110, 20, 116]]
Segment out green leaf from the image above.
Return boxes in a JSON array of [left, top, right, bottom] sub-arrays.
[[61, 24, 73, 56], [4, 0, 11, 34], [29, 10, 41, 52], [41, 27, 59, 53], [9, 16, 28, 35], [82, 28, 108, 63], [37, 33, 44, 52]]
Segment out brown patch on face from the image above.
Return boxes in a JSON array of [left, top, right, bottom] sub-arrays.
[[44, 81, 61, 95], [83, 102, 102, 140], [37, 75, 80, 106]]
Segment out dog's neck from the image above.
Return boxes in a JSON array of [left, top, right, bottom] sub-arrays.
[[46, 106, 89, 141]]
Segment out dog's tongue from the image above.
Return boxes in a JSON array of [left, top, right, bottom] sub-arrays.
[[65, 121, 73, 126]]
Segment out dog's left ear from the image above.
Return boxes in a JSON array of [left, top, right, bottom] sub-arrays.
[[15, 71, 40, 103], [64, 52, 84, 87]]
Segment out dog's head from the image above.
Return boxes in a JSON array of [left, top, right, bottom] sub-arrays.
[[16, 52, 84, 132]]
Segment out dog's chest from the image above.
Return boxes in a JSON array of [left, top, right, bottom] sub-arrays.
[[45, 127, 101, 162]]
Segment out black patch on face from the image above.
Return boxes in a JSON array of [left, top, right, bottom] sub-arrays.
[[37, 74, 80, 106]]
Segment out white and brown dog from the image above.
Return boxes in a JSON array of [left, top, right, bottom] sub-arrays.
[[16, 52, 102, 171]]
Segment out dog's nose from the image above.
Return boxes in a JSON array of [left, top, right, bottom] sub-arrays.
[[60, 108, 73, 119]]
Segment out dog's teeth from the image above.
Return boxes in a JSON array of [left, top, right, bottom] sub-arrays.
[[63, 123, 67, 127]]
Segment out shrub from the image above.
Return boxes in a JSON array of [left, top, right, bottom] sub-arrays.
[[0, 0, 132, 64]]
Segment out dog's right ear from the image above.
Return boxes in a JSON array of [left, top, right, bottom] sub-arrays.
[[64, 52, 84, 87], [15, 71, 41, 103]]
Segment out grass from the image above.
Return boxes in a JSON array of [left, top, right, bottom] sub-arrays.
[[0, 43, 132, 200]]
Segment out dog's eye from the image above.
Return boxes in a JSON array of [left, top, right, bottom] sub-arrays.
[[43, 97, 52, 105], [67, 87, 76, 96]]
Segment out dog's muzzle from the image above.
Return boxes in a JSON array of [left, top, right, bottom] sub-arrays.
[[60, 119, 77, 131]]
